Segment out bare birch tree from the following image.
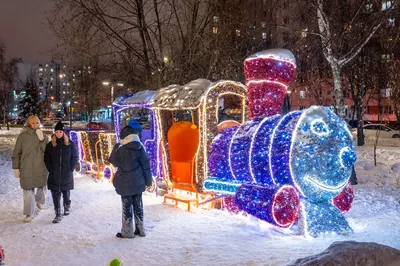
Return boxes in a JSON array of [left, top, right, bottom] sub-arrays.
[[311, 0, 395, 119], [387, 59, 400, 124]]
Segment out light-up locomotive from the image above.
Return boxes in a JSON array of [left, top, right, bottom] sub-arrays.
[[204, 49, 356, 237]]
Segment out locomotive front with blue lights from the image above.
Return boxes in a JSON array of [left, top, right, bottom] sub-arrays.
[[205, 106, 356, 236]]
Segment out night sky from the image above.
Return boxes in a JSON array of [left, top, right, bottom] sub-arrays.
[[0, 0, 58, 63]]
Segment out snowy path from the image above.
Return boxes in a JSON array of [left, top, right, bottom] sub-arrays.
[[0, 143, 400, 266]]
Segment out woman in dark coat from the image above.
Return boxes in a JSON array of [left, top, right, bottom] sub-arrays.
[[44, 121, 78, 223], [109, 122, 153, 238]]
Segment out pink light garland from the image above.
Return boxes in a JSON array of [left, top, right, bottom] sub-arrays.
[[244, 56, 296, 120]]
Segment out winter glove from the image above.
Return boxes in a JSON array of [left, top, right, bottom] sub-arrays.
[[14, 169, 20, 178], [36, 129, 45, 141]]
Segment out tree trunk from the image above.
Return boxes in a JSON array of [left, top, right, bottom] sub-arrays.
[[394, 108, 400, 125], [355, 102, 364, 146], [331, 64, 346, 120]]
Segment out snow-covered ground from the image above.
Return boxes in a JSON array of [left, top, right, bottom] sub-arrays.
[[0, 136, 399, 266]]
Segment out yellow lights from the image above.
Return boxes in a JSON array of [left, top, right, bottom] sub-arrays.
[[155, 80, 248, 192], [102, 81, 124, 87], [98, 132, 116, 181], [80, 131, 94, 164], [163, 56, 169, 63], [99, 133, 116, 166]]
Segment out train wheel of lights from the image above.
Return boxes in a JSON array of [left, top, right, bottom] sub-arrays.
[[272, 186, 300, 228]]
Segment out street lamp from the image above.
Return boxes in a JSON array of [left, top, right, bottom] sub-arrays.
[[102, 81, 124, 130]]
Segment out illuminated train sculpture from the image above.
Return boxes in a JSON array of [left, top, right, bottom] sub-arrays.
[[113, 90, 162, 180], [69, 130, 116, 180], [69, 91, 161, 183], [204, 49, 356, 237]]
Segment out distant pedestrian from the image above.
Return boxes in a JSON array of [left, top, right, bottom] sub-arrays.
[[44, 121, 78, 223], [11, 115, 48, 223], [109, 122, 152, 238], [350, 166, 358, 185]]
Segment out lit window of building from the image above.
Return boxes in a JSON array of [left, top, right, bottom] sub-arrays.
[[382, 0, 392, 10], [301, 28, 308, 38], [262, 32, 267, 39], [381, 88, 391, 97], [213, 27, 218, 34], [381, 53, 394, 63], [213, 16, 219, 23], [387, 17, 395, 27], [300, 91, 306, 99], [261, 21, 266, 28], [366, 0, 373, 12], [236, 29, 241, 36]]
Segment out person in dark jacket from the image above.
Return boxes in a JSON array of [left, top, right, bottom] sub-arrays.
[[109, 122, 153, 238], [44, 121, 78, 223]]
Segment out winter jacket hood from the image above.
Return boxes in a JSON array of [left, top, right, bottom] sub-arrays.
[[120, 134, 142, 150]]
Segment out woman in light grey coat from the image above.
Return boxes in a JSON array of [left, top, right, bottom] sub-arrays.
[[12, 115, 48, 223]]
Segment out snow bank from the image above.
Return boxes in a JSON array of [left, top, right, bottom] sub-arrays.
[[0, 127, 22, 137], [289, 241, 400, 266], [362, 137, 400, 147]]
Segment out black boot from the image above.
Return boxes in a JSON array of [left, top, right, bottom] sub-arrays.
[[52, 208, 62, 223], [133, 193, 145, 237], [134, 219, 146, 237], [64, 204, 70, 216]]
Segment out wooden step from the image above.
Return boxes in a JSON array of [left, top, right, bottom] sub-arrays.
[[164, 193, 198, 212]]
